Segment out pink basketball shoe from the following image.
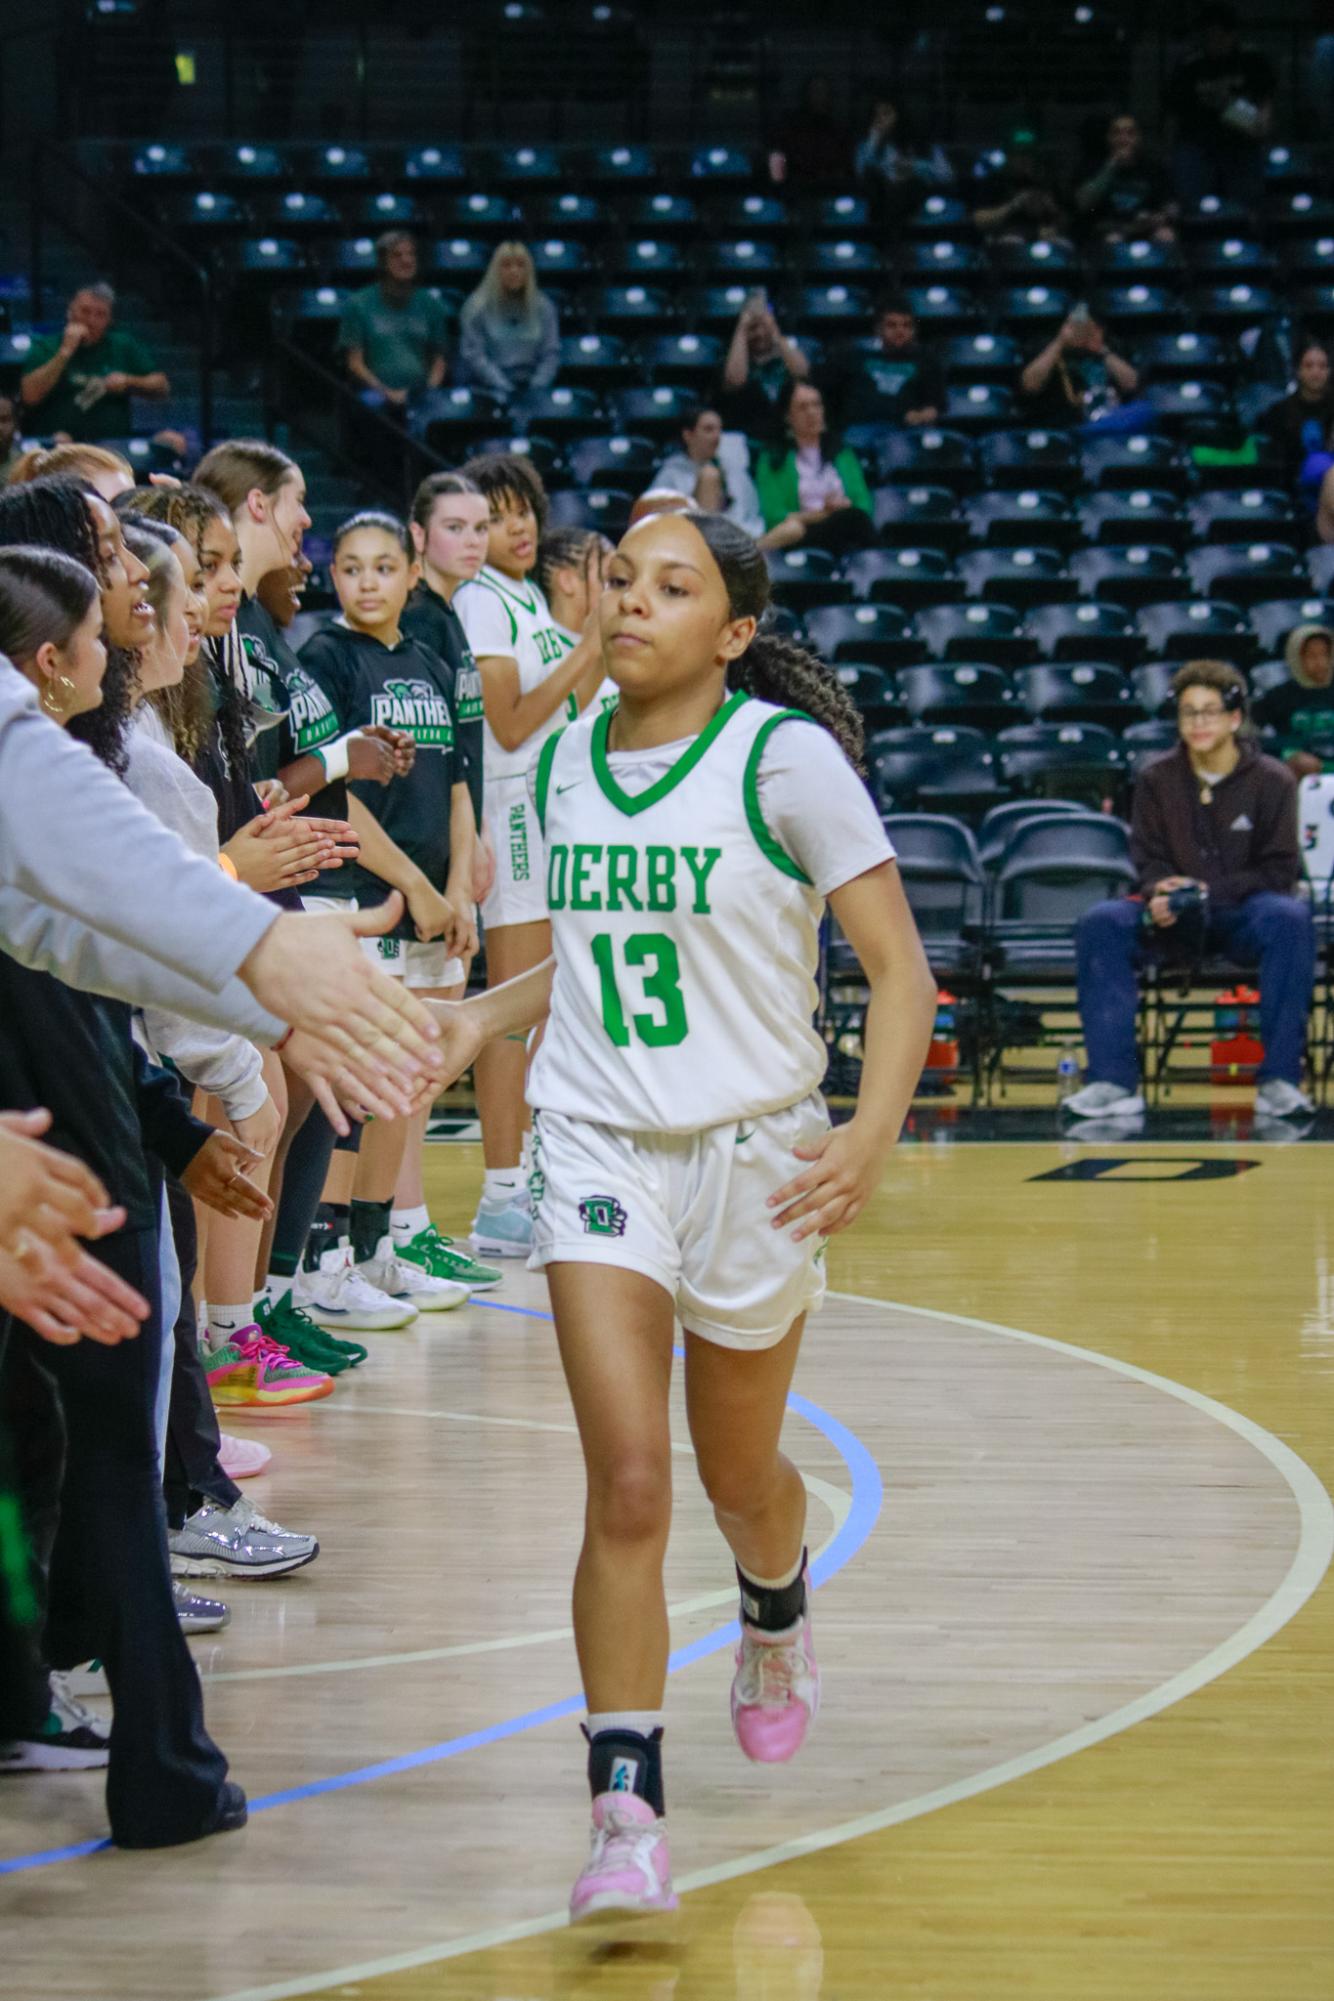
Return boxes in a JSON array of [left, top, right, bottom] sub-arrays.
[[730, 1609, 821, 1763], [569, 1792, 678, 1923]]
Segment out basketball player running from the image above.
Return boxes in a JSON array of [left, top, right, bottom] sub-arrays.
[[432, 510, 936, 1918]]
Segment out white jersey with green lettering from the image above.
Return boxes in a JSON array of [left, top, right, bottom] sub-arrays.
[[527, 690, 831, 1134], [553, 622, 620, 723], [454, 565, 568, 781]]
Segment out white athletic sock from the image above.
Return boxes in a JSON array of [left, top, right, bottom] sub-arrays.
[[205, 1303, 255, 1352], [481, 1167, 522, 1206], [586, 1710, 664, 1739], [738, 1550, 805, 1591], [265, 1271, 295, 1305], [391, 1203, 431, 1242]]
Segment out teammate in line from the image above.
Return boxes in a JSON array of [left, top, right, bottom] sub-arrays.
[[431, 509, 936, 1917], [453, 454, 606, 1257]]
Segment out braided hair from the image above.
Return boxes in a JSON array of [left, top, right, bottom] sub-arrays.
[[537, 525, 612, 612], [686, 512, 865, 772], [0, 475, 136, 774], [117, 483, 250, 783]]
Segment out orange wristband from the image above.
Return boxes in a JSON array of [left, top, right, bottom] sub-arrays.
[[218, 854, 239, 881]]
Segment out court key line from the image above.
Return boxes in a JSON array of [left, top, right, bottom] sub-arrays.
[[0, 1347, 880, 1880], [196, 1288, 1334, 2001]]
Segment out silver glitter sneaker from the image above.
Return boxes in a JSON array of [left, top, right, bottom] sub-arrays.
[[168, 1496, 319, 1580]]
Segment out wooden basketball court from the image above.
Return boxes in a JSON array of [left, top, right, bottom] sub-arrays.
[[2, 1133, 1331, 2001]]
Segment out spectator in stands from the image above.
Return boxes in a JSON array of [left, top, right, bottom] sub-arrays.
[[1019, 310, 1144, 428], [1275, 621, 1334, 778], [0, 394, 24, 478], [1164, 3, 1275, 208], [1069, 659, 1315, 1122], [973, 139, 1069, 243], [338, 231, 448, 414], [754, 380, 876, 554], [652, 404, 765, 537], [829, 295, 944, 431], [1259, 340, 1334, 488], [457, 242, 559, 415], [1074, 112, 1177, 242], [20, 283, 169, 445], [855, 97, 953, 223], [715, 294, 809, 438], [768, 76, 854, 186]]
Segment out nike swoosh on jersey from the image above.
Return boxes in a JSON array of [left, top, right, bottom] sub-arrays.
[[735, 1127, 756, 1144], [555, 780, 584, 794]]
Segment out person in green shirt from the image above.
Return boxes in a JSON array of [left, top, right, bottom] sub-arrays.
[[753, 379, 876, 553], [337, 232, 448, 410], [20, 283, 169, 443], [1278, 621, 1334, 777]]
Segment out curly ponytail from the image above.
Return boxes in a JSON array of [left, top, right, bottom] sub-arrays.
[[687, 512, 865, 773]]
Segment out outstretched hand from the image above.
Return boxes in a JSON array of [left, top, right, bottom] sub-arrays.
[[181, 1132, 273, 1221]]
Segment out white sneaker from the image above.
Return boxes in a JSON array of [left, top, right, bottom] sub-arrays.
[[294, 1243, 417, 1331], [1254, 1078, 1314, 1117], [356, 1234, 468, 1313], [1062, 1081, 1146, 1119]]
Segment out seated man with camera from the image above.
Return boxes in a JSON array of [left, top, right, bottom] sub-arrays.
[[1068, 659, 1316, 1120]]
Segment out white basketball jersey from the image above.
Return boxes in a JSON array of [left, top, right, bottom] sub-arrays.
[[553, 622, 620, 723], [455, 566, 569, 780], [527, 691, 828, 1133]]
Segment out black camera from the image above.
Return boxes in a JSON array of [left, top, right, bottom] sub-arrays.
[[1165, 882, 1205, 917]]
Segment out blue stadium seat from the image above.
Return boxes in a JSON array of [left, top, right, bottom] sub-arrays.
[[1123, 718, 1180, 773], [1263, 143, 1323, 187], [1191, 237, 1277, 282], [445, 193, 517, 232], [1281, 233, 1334, 279], [305, 144, 373, 182], [1078, 487, 1186, 549], [584, 146, 657, 185], [867, 726, 1006, 814], [1081, 432, 1189, 493], [1069, 544, 1183, 609], [546, 487, 634, 535], [471, 433, 563, 482], [328, 236, 381, 277], [1294, 283, 1334, 333], [612, 239, 686, 280], [1145, 379, 1232, 432], [357, 192, 426, 228], [529, 239, 593, 278], [997, 722, 1126, 804], [558, 332, 633, 389], [763, 546, 844, 613], [226, 237, 307, 280], [1017, 663, 1136, 730], [845, 546, 960, 611], [1187, 543, 1307, 606], [977, 797, 1092, 865], [623, 193, 700, 235], [980, 428, 1079, 492], [426, 238, 492, 280], [877, 813, 987, 971], [901, 240, 985, 277], [1137, 330, 1231, 381], [638, 332, 721, 387], [989, 239, 1080, 280], [276, 285, 349, 354], [805, 602, 917, 666], [964, 488, 1077, 550], [1191, 283, 1281, 330], [1093, 238, 1185, 279], [689, 146, 754, 182], [681, 284, 751, 333], [564, 433, 657, 490], [268, 191, 340, 230], [403, 145, 466, 182], [803, 240, 881, 279], [790, 284, 872, 327], [528, 193, 607, 236], [942, 332, 1021, 385], [959, 545, 1073, 610], [878, 428, 976, 494], [943, 383, 1017, 431], [897, 663, 1020, 731], [218, 144, 288, 182], [903, 285, 983, 334], [1268, 190, 1334, 238], [1190, 487, 1299, 545], [709, 193, 789, 235], [990, 813, 1135, 929], [164, 190, 249, 232], [1178, 195, 1253, 241], [1249, 596, 1334, 660], [701, 238, 780, 280], [1093, 283, 1186, 333], [832, 662, 904, 730], [513, 386, 604, 436], [1131, 662, 1179, 718], [611, 384, 701, 437], [804, 194, 873, 233], [915, 601, 1028, 667], [997, 285, 1073, 333], [492, 145, 562, 185], [1136, 598, 1254, 664], [1030, 600, 1143, 667], [906, 193, 975, 236], [873, 484, 967, 552], [421, 387, 505, 447], [585, 285, 677, 332], [132, 143, 196, 180]]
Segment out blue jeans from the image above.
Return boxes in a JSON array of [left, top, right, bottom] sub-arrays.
[[1075, 894, 1316, 1090]]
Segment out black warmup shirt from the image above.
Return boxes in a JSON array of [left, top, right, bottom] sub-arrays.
[[400, 581, 484, 827], [235, 594, 347, 821], [298, 622, 461, 938]]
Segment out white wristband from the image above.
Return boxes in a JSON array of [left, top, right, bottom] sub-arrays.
[[318, 732, 355, 784]]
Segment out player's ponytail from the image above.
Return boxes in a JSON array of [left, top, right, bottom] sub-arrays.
[[689, 512, 865, 773]]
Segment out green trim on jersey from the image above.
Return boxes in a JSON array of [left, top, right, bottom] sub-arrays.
[[590, 688, 750, 818], [533, 726, 565, 835], [743, 711, 816, 885]]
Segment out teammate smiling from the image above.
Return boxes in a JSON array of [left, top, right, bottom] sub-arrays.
[[432, 509, 936, 1918]]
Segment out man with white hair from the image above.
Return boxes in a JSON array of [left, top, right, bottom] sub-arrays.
[[20, 282, 169, 442]]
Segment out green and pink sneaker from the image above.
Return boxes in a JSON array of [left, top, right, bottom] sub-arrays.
[[205, 1326, 334, 1408], [393, 1222, 501, 1291]]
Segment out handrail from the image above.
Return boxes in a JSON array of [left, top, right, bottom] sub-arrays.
[[28, 139, 216, 446], [265, 329, 452, 512]]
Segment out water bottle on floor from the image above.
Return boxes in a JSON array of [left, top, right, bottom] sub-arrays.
[[1056, 1044, 1081, 1103]]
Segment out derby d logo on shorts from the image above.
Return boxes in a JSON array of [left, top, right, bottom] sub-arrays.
[[579, 1194, 628, 1238]]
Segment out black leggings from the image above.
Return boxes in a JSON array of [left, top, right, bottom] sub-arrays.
[[162, 1174, 240, 1528]]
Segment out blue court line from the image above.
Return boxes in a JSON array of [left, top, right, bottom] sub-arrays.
[[0, 1307, 883, 1879]]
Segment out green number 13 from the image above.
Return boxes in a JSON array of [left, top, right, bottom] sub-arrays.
[[591, 931, 689, 1048]]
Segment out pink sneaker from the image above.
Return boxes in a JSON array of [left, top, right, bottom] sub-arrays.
[[730, 1611, 821, 1764], [217, 1433, 272, 1479], [569, 1792, 678, 1923], [205, 1327, 334, 1408]]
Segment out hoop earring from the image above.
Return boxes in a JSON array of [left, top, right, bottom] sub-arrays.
[[40, 672, 77, 721]]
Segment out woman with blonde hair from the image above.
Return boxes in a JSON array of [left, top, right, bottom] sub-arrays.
[[8, 440, 135, 502], [457, 241, 560, 412]]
